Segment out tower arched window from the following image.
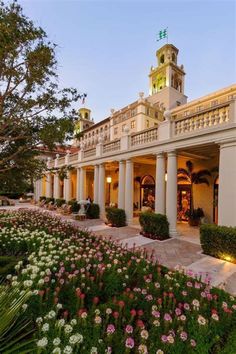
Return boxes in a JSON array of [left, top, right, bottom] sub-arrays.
[[172, 53, 176, 63], [160, 54, 165, 64], [85, 112, 88, 119]]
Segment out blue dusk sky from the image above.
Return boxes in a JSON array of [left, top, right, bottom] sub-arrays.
[[19, 0, 236, 123]]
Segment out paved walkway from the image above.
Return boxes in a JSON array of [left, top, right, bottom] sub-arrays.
[[1, 204, 236, 295]]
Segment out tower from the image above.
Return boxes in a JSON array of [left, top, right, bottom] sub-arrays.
[[74, 108, 94, 134], [148, 44, 187, 110]]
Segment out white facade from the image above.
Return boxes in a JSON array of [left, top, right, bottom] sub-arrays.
[[40, 44, 236, 233]]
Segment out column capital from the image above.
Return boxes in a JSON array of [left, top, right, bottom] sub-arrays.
[[166, 150, 176, 157], [218, 139, 236, 150], [156, 152, 165, 158]]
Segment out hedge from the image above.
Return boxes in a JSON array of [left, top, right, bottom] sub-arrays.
[[55, 198, 66, 207], [106, 207, 126, 227], [200, 224, 236, 261], [87, 203, 100, 219], [68, 199, 80, 213], [45, 197, 54, 204], [139, 212, 169, 240]]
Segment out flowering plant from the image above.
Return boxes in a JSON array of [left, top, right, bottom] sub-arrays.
[[1, 210, 236, 353]]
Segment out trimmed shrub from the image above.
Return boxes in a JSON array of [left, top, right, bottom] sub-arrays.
[[68, 199, 80, 213], [139, 212, 169, 240], [39, 196, 46, 201], [200, 224, 236, 262], [106, 207, 126, 227], [45, 197, 54, 204], [87, 203, 100, 219], [55, 198, 66, 207]]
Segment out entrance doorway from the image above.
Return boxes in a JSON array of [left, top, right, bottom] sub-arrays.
[[140, 175, 155, 210], [177, 184, 191, 222]]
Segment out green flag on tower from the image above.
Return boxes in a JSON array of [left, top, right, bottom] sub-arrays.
[[157, 28, 168, 42]]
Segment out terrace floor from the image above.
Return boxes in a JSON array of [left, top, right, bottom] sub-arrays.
[[1, 203, 236, 295]]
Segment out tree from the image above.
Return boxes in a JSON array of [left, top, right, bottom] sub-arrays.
[[177, 160, 211, 214], [0, 1, 83, 189]]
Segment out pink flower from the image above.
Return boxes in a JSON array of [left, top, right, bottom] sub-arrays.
[[107, 324, 116, 334], [190, 339, 197, 347], [161, 335, 168, 343], [125, 337, 134, 349], [152, 310, 160, 318], [125, 325, 133, 334], [164, 313, 172, 322], [180, 331, 188, 341]]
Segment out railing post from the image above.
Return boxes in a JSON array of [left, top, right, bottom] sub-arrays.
[[120, 126, 130, 150], [96, 136, 103, 157], [158, 110, 172, 141]]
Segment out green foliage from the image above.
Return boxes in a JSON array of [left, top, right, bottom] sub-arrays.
[[39, 196, 46, 202], [0, 256, 22, 277], [86, 203, 100, 219], [0, 192, 23, 199], [55, 198, 65, 207], [186, 208, 204, 220], [0, 286, 35, 353], [106, 207, 126, 227], [68, 199, 80, 213], [45, 197, 54, 204], [221, 328, 236, 353], [200, 224, 236, 261], [139, 212, 169, 240], [0, 1, 81, 185]]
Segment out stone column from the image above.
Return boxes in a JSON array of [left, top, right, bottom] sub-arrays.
[[125, 159, 133, 225], [45, 173, 52, 198], [76, 168, 80, 201], [155, 153, 166, 214], [94, 164, 99, 203], [218, 140, 236, 227], [118, 160, 125, 209], [166, 151, 178, 236], [64, 171, 71, 202], [53, 173, 60, 199], [98, 164, 105, 218], [79, 168, 85, 201]]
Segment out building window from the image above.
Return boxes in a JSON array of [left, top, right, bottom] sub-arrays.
[[211, 100, 218, 107], [146, 120, 150, 128], [131, 120, 136, 129], [196, 106, 203, 112], [114, 127, 118, 135], [183, 111, 190, 117], [131, 109, 136, 117], [160, 54, 165, 64], [146, 107, 150, 115]]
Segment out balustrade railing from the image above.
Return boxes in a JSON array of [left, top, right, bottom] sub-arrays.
[[174, 105, 229, 136], [103, 139, 121, 154], [84, 148, 96, 158], [131, 127, 158, 147], [69, 153, 78, 163], [57, 157, 65, 166]]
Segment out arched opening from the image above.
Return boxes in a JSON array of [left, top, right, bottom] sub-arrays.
[[213, 176, 219, 224], [177, 179, 191, 222], [160, 54, 165, 64], [172, 52, 176, 63], [140, 175, 155, 210]]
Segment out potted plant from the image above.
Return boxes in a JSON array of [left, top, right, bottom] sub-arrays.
[[185, 208, 204, 226]]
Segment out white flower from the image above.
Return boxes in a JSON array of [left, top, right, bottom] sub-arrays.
[[140, 330, 149, 339], [53, 338, 61, 346], [57, 319, 65, 327], [42, 323, 49, 332], [36, 317, 43, 325], [52, 348, 61, 354], [64, 324, 73, 334], [22, 304, 28, 311], [198, 315, 207, 325], [69, 333, 83, 345], [37, 337, 48, 348], [63, 346, 73, 354], [70, 319, 77, 326], [48, 310, 56, 319], [90, 348, 98, 354], [57, 303, 63, 309]]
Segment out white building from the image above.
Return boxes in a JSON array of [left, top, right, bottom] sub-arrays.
[[36, 44, 236, 235]]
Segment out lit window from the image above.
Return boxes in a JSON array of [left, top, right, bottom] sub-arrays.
[[131, 120, 136, 129]]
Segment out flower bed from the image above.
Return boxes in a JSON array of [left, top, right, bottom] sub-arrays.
[[1, 210, 236, 353]]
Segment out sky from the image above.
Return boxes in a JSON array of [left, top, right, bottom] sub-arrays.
[[19, 0, 236, 123]]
